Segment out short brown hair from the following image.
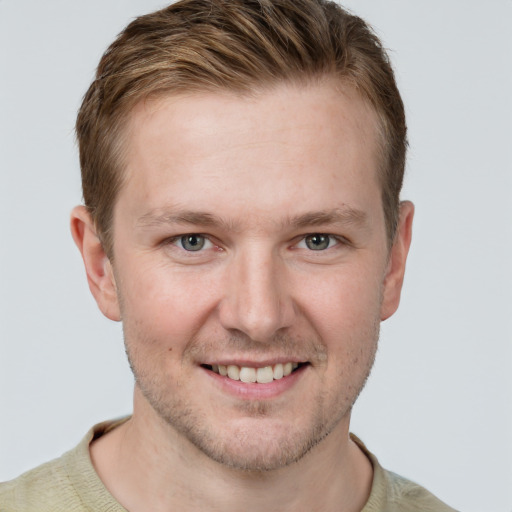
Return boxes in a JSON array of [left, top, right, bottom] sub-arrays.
[[76, 0, 407, 256]]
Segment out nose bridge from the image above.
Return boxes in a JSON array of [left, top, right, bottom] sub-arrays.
[[220, 242, 293, 341]]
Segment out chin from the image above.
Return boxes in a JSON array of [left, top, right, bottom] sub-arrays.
[[185, 420, 330, 472], [153, 400, 340, 472]]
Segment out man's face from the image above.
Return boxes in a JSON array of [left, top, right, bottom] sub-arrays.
[[105, 82, 403, 470]]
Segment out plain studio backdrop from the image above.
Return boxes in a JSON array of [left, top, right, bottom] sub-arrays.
[[1, 1, 510, 510]]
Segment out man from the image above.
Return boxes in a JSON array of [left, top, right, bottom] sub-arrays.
[[0, 0, 457, 510]]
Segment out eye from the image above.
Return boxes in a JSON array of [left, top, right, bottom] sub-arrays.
[[299, 234, 338, 251], [176, 234, 212, 251]]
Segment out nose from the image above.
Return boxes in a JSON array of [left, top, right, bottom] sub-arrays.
[[218, 246, 296, 343]]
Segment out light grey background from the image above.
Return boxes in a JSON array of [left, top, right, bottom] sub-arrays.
[[1, 1, 510, 511]]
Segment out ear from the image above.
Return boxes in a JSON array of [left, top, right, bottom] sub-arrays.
[[70, 206, 121, 321], [380, 201, 414, 321]]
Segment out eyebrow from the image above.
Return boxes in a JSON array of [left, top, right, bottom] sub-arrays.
[[288, 208, 367, 229], [137, 206, 368, 231], [137, 210, 235, 230]]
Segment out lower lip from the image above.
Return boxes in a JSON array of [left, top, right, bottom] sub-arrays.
[[202, 365, 307, 400]]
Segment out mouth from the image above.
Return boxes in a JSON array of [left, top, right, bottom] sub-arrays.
[[202, 362, 307, 384]]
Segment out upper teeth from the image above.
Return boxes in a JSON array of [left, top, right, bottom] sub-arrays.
[[212, 363, 299, 383]]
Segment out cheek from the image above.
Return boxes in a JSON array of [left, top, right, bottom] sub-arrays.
[[297, 263, 384, 328], [117, 263, 221, 349]]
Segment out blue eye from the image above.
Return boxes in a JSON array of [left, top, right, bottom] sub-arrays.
[[303, 234, 334, 250], [179, 234, 207, 251]]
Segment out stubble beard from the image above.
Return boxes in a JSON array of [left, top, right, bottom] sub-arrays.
[[123, 324, 379, 473]]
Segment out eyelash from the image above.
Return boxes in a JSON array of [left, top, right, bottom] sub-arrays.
[[166, 233, 347, 253], [296, 234, 342, 251], [169, 234, 216, 252]]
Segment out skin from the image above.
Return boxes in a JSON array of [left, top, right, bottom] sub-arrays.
[[71, 80, 413, 512]]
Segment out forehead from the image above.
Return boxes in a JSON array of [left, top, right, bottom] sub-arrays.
[[117, 81, 383, 228], [129, 80, 380, 149]]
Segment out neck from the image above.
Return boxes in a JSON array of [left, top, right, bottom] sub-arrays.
[[90, 389, 373, 512]]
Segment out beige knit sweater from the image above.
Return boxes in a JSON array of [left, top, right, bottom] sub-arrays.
[[0, 419, 457, 511]]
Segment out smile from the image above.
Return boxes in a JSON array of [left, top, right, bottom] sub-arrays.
[[205, 363, 303, 383]]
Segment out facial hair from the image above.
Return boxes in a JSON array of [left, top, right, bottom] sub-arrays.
[[123, 322, 379, 473]]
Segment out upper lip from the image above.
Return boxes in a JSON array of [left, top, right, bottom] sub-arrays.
[[202, 358, 307, 367]]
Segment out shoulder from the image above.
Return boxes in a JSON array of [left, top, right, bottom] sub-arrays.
[[351, 434, 460, 512], [0, 450, 82, 512], [382, 469, 459, 512], [0, 419, 128, 512]]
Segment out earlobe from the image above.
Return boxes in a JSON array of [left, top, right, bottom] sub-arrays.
[[70, 206, 121, 321], [380, 201, 414, 321]]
